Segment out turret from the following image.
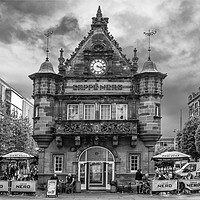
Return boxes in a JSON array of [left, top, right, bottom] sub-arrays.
[[134, 30, 167, 147], [29, 31, 61, 148]]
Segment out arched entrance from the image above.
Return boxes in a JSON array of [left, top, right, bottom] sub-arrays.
[[78, 146, 115, 190]]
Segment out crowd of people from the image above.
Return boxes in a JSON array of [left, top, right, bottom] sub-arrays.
[[0, 162, 38, 181], [134, 167, 199, 195]]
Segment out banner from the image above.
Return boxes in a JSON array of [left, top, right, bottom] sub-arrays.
[[152, 180, 177, 192], [46, 179, 57, 197], [11, 181, 36, 192], [180, 179, 200, 191], [0, 181, 9, 192]]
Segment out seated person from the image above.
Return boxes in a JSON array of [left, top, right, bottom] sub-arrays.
[[66, 173, 75, 193], [186, 171, 193, 179]]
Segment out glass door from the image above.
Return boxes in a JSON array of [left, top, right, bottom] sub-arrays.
[[88, 162, 105, 189]]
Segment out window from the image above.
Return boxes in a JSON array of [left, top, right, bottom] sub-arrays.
[[54, 155, 63, 173], [130, 154, 140, 172], [67, 104, 79, 120], [84, 104, 95, 120], [116, 104, 127, 120], [155, 104, 160, 117], [34, 105, 39, 118], [100, 104, 111, 120]]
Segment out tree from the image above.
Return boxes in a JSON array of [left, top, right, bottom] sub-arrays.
[[195, 125, 200, 154], [0, 101, 37, 156], [179, 117, 200, 161]]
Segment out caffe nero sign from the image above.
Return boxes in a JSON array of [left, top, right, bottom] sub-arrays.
[[65, 82, 131, 94]]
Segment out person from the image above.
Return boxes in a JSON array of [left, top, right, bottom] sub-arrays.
[[65, 173, 75, 193], [142, 173, 151, 194], [135, 169, 143, 194], [186, 171, 193, 179]]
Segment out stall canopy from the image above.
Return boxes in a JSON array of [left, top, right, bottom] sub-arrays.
[[2, 152, 34, 159], [152, 151, 191, 161]]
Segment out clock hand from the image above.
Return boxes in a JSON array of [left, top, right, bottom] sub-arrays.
[[96, 65, 103, 69]]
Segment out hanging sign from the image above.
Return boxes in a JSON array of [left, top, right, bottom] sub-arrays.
[[46, 179, 57, 197]]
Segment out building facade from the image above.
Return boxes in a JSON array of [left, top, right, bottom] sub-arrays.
[[155, 136, 177, 153], [0, 77, 33, 125], [29, 7, 166, 190], [188, 88, 200, 118]]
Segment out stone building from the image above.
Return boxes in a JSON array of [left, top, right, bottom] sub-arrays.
[[29, 6, 166, 190], [188, 89, 200, 118]]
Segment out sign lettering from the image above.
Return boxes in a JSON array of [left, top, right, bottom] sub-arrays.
[[73, 83, 123, 91]]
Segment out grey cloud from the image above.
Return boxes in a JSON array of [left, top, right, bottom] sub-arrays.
[[0, 0, 63, 17], [52, 16, 82, 37]]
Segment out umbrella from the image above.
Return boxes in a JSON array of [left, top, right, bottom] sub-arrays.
[[152, 151, 191, 161], [2, 152, 34, 159]]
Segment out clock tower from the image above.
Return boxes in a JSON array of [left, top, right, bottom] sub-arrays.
[[29, 6, 166, 191]]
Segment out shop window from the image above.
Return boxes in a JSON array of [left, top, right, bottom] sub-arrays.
[[100, 104, 111, 120], [84, 104, 95, 120], [130, 154, 140, 173], [54, 155, 63, 173], [155, 103, 161, 117], [116, 104, 127, 120], [67, 104, 79, 120]]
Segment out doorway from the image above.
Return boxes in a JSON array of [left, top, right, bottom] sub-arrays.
[[78, 146, 115, 190]]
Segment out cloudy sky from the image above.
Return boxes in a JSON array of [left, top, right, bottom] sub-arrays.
[[0, 0, 200, 137]]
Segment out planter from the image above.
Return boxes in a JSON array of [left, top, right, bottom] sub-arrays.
[[110, 185, 116, 193], [75, 181, 81, 193]]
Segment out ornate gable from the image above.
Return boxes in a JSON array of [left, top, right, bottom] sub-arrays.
[[58, 6, 137, 77]]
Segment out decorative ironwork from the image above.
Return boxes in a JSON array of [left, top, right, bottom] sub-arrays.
[[144, 30, 157, 61], [44, 30, 53, 61]]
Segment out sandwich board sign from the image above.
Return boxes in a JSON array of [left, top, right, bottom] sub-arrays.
[[46, 179, 57, 197]]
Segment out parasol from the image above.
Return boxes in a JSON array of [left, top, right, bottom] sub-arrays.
[[152, 151, 191, 161], [1, 152, 34, 159]]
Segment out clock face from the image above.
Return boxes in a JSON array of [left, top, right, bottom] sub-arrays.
[[90, 59, 107, 75]]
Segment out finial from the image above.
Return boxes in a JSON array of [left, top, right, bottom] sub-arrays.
[[96, 5, 102, 18], [144, 29, 157, 61], [58, 48, 65, 65], [132, 48, 139, 64], [44, 29, 53, 61]]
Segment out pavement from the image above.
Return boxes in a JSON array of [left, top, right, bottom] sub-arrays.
[[0, 190, 200, 200]]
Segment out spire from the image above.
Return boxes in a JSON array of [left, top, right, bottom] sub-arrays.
[[91, 6, 109, 31], [132, 48, 139, 64], [96, 5, 102, 18], [144, 30, 157, 61], [58, 48, 65, 65], [44, 30, 53, 61]]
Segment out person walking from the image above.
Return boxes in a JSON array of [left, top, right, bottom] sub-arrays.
[[135, 169, 143, 194]]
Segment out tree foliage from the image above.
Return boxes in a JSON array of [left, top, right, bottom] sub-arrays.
[[177, 117, 200, 161], [0, 101, 37, 156], [195, 124, 200, 154]]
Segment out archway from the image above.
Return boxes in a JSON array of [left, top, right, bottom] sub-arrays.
[[78, 146, 115, 190]]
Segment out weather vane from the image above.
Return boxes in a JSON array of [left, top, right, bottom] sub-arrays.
[[44, 29, 53, 61], [144, 29, 157, 61]]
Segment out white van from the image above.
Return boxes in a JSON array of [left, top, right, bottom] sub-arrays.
[[175, 162, 200, 178]]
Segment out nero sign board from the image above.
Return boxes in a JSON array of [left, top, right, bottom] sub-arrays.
[[11, 181, 36, 192], [180, 179, 200, 191], [46, 180, 57, 197], [0, 181, 9, 192], [152, 180, 177, 192]]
